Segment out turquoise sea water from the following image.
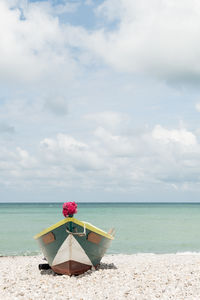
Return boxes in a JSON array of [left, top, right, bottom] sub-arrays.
[[1, 203, 200, 256]]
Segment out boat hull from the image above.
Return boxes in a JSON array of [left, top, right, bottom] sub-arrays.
[[52, 260, 92, 276], [34, 217, 113, 275]]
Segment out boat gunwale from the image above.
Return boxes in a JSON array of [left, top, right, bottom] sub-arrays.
[[34, 217, 114, 240]]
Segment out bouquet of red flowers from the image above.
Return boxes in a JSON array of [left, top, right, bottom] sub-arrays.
[[62, 202, 77, 217]]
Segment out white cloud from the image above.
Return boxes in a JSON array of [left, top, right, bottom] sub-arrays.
[[0, 1, 77, 83], [2, 0, 200, 85], [40, 133, 104, 171], [85, 111, 129, 130], [35, 125, 200, 191], [15, 147, 37, 168], [195, 103, 200, 112], [152, 125, 197, 146], [67, 0, 200, 83], [0, 144, 38, 188], [94, 126, 135, 157], [0, 122, 199, 192], [1, 0, 200, 200]]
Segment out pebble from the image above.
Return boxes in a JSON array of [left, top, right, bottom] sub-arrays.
[[1, 254, 200, 299]]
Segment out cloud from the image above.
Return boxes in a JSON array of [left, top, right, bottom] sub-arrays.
[[1, 0, 200, 199], [0, 144, 37, 187], [43, 96, 68, 116], [94, 126, 135, 157], [195, 103, 200, 112], [37, 124, 200, 191], [0, 123, 15, 134], [65, 0, 200, 83], [152, 125, 197, 146], [2, 0, 199, 86], [85, 111, 129, 130], [0, 1, 77, 84], [0, 121, 199, 192], [40, 133, 104, 171]]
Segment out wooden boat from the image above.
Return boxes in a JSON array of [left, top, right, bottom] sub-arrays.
[[34, 217, 114, 275]]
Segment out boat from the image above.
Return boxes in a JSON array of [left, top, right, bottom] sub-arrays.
[[34, 204, 114, 276]]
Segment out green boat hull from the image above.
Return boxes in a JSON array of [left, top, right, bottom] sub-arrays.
[[34, 217, 114, 275]]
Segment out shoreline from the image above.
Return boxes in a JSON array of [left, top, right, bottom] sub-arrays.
[[1, 254, 200, 299], [1, 250, 200, 257]]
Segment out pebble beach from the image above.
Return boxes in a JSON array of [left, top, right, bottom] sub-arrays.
[[1, 254, 200, 300]]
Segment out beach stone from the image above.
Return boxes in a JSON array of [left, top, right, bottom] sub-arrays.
[[1, 254, 200, 299]]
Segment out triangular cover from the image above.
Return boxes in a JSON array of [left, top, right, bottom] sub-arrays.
[[52, 234, 93, 266]]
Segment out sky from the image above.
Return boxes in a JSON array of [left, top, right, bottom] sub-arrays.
[[1, 0, 200, 202]]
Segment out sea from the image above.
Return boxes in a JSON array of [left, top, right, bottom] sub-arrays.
[[1, 202, 200, 256]]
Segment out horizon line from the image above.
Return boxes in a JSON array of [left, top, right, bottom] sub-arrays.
[[1, 201, 200, 204]]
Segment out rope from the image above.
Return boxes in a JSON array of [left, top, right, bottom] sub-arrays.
[[66, 223, 86, 236]]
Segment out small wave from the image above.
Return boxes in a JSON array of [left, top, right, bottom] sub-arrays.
[[0, 250, 41, 257], [107, 251, 200, 256], [175, 251, 200, 255]]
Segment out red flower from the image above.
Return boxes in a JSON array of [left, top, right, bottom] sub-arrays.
[[62, 202, 77, 217]]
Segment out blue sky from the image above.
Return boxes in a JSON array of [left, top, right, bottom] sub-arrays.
[[1, 0, 200, 202]]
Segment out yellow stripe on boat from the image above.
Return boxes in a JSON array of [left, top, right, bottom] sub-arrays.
[[34, 217, 114, 240]]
